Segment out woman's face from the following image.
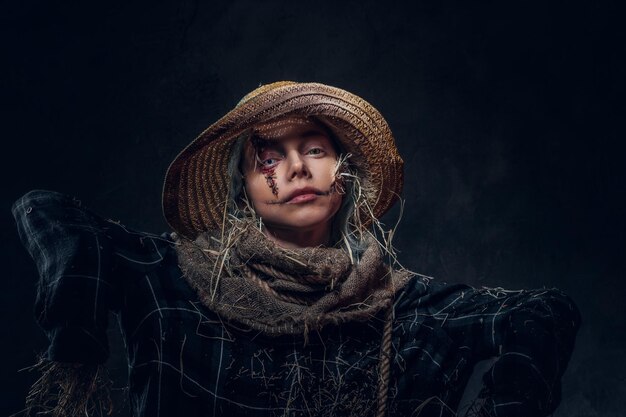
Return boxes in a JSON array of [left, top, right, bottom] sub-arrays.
[[241, 121, 343, 247]]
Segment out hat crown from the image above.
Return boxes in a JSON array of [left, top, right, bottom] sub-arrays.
[[236, 81, 297, 107]]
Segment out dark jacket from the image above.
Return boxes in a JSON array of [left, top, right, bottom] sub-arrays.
[[12, 190, 580, 417]]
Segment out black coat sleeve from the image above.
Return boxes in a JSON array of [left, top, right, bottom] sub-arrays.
[[396, 278, 581, 417], [12, 190, 121, 364]]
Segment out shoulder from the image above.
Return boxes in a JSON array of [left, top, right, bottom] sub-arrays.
[[394, 274, 473, 313], [395, 275, 580, 328]]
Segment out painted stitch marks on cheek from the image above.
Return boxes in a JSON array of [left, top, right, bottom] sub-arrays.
[[251, 136, 280, 198], [262, 166, 279, 197]]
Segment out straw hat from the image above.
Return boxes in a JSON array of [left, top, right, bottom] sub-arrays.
[[162, 81, 404, 239]]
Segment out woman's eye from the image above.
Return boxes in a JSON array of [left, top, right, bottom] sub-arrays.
[[262, 158, 279, 166], [307, 148, 323, 155], [259, 154, 283, 168]]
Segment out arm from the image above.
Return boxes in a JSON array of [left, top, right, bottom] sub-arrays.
[[12, 190, 123, 416], [472, 287, 580, 417], [13, 190, 121, 364], [397, 279, 580, 417]]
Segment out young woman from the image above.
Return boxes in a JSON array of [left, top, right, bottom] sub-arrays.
[[13, 81, 580, 417]]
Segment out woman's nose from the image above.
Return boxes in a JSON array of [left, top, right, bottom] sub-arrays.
[[286, 151, 310, 180]]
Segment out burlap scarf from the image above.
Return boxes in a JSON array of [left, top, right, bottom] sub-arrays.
[[176, 224, 413, 336]]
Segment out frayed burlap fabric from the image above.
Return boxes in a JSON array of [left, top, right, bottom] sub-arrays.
[[176, 225, 413, 336]]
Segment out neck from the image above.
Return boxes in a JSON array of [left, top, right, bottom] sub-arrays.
[[262, 224, 332, 249]]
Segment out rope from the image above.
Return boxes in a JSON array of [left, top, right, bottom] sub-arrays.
[[376, 304, 394, 417]]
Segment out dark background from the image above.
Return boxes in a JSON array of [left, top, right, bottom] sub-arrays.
[[2, 1, 624, 415]]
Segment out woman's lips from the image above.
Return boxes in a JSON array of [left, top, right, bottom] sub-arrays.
[[266, 187, 330, 205], [285, 193, 319, 204]]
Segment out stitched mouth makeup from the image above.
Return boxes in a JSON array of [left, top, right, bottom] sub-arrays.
[[266, 187, 330, 205]]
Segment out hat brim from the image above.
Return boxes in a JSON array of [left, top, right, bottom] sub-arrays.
[[163, 82, 404, 239]]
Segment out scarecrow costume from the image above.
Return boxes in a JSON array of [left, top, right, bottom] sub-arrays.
[[13, 82, 580, 417]]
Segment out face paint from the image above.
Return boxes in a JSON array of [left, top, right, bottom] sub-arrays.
[[252, 136, 280, 197], [262, 166, 279, 196], [241, 124, 344, 245]]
